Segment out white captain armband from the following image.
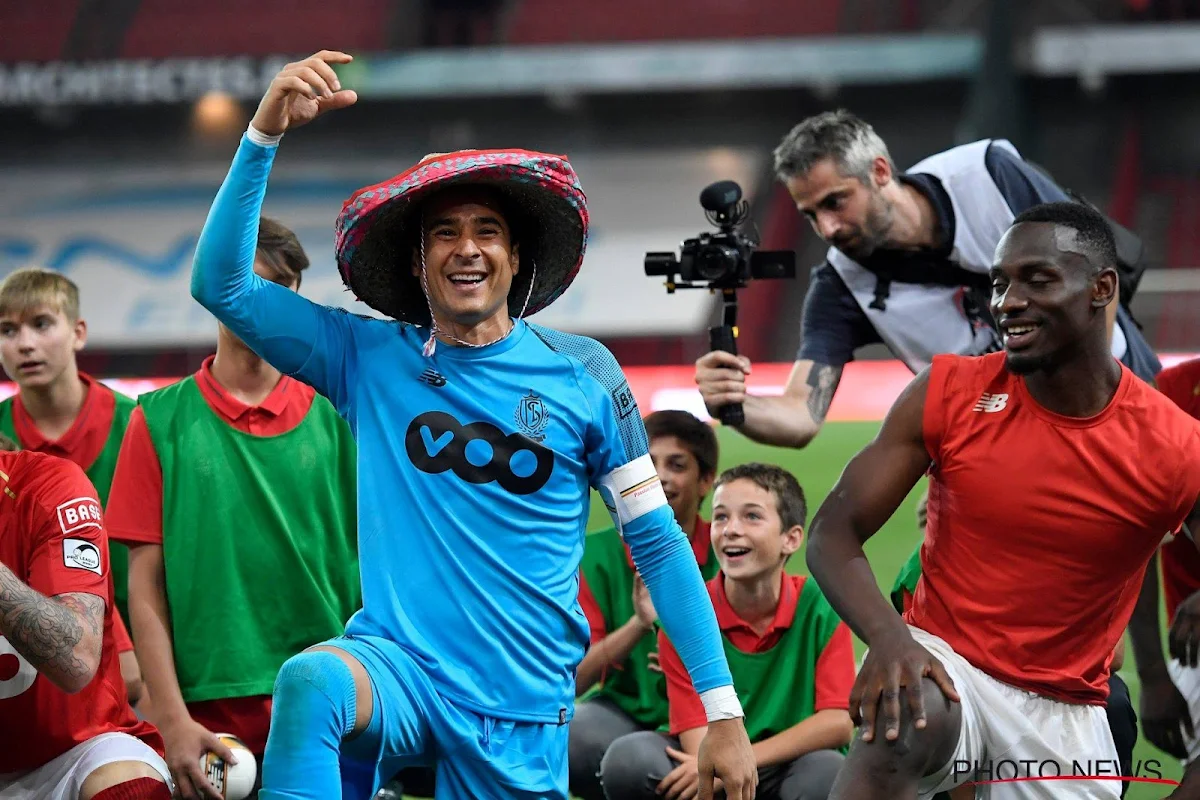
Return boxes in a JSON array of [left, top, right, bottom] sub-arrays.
[[700, 685, 744, 722], [599, 454, 668, 525]]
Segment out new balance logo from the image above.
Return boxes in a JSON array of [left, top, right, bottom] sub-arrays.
[[972, 393, 1009, 413], [418, 369, 447, 387]]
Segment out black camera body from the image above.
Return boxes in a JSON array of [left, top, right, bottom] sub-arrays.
[[644, 180, 796, 291], [643, 180, 797, 428]]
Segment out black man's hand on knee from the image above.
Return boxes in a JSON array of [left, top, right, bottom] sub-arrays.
[[851, 628, 960, 744], [1170, 591, 1200, 668], [1140, 672, 1194, 759]]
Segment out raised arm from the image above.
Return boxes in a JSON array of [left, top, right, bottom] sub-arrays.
[[191, 51, 360, 407], [806, 368, 959, 742]]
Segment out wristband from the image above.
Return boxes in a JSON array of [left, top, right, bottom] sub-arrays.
[[247, 125, 284, 147], [700, 685, 744, 722]]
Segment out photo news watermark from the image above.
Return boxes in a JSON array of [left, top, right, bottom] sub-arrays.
[[953, 759, 1180, 789]]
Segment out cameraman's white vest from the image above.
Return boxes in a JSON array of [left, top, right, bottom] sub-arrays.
[[826, 138, 1127, 373]]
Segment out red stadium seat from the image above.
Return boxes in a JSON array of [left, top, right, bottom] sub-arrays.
[[1159, 176, 1200, 349], [504, 0, 841, 45], [0, 0, 81, 62], [119, 0, 391, 59]]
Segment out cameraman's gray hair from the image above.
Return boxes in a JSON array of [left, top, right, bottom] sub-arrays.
[[773, 110, 893, 184]]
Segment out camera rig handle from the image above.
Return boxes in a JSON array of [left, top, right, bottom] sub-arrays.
[[709, 288, 745, 427]]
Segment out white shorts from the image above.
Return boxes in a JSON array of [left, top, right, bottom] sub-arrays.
[[905, 627, 1120, 800], [0, 733, 171, 800], [1167, 658, 1200, 765]]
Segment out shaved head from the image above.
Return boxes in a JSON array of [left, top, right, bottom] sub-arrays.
[[1011, 202, 1118, 277]]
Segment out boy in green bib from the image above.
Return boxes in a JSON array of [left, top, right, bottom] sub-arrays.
[[0, 267, 146, 710], [106, 218, 361, 800], [889, 490, 928, 615], [570, 410, 721, 800], [601, 463, 854, 800]]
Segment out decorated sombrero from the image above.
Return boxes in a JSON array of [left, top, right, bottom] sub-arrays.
[[334, 149, 589, 326]]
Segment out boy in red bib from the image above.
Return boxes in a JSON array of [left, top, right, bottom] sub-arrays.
[[806, 202, 1200, 799]]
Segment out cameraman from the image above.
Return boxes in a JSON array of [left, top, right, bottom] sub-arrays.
[[694, 109, 1159, 447], [694, 109, 1158, 790]]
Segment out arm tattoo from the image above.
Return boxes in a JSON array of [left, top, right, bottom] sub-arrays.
[[805, 363, 842, 425], [0, 562, 103, 684]]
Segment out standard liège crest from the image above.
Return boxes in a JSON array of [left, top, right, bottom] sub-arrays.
[[514, 390, 550, 442]]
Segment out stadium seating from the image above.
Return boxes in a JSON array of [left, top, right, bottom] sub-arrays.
[[1, 0, 80, 62], [504, 0, 842, 44], [1159, 175, 1200, 349], [119, 0, 391, 59]]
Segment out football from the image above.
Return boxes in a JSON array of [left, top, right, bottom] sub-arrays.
[[198, 733, 256, 800]]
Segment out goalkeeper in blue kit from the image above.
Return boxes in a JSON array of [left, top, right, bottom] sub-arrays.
[[190, 51, 758, 799]]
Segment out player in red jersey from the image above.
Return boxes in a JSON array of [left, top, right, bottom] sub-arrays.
[[0, 435, 170, 799], [805, 201, 1200, 799], [1136, 357, 1200, 786]]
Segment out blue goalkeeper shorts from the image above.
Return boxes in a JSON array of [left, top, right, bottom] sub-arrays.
[[329, 634, 569, 800]]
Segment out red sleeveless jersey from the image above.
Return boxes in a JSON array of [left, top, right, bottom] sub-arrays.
[[1155, 358, 1200, 624], [906, 352, 1200, 704], [0, 451, 162, 774]]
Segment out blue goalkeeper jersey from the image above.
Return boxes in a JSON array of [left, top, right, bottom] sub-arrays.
[[191, 134, 733, 723]]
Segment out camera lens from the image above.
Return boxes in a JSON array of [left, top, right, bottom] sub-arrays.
[[696, 244, 740, 282], [644, 252, 678, 277]]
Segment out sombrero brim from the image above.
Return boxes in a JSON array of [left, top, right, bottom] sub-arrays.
[[335, 150, 589, 325]]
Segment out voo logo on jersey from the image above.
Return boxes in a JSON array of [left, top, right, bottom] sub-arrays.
[[406, 411, 555, 495]]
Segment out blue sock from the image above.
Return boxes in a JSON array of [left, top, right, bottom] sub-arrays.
[[260, 650, 358, 800]]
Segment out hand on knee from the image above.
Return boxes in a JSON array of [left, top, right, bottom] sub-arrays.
[[80, 761, 170, 800], [830, 678, 962, 799]]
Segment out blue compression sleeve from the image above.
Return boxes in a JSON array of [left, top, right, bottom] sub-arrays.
[[567, 332, 733, 698], [624, 504, 732, 695], [191, 132, 352, 401]]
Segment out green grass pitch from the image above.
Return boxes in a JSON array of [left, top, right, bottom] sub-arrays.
[[405, 421, 1182, 798]]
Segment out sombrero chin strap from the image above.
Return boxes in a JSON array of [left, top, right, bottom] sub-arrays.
[[418, 228, 537, 358]]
